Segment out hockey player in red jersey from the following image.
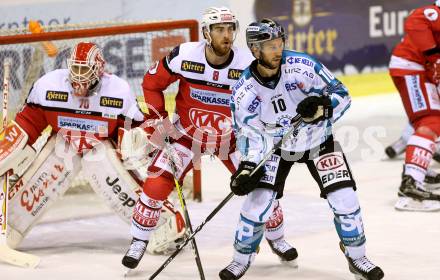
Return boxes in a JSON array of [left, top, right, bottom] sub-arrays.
[[0, 41, 185, 254], [389, 2, 440, 211], [122, 7, 298, 271]]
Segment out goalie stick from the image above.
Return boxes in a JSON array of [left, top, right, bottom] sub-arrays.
[[0, 61, 40, 268], [148, 114, 303, 279]]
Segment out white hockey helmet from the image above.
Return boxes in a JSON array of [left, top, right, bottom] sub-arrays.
[[67, 42, 105, 97], [201, 7, 239, 44]]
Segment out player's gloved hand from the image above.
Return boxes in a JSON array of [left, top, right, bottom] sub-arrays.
[[425, 54, 440, 84], [230, 161, 265, 196], [296, 95, 333, 124], [120, 127, 153, 170], [144, 112, 181, 149]]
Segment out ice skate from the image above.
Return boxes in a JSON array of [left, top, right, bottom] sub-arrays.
[[424, 169, 440, 187], [219, 260, 250, 280], [395, 175, 440, 211], [122, 238, 148, 269], [266, 237, 298, 267], [340, 242, 384, 280]]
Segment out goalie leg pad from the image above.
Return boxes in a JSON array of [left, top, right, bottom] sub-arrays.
[[6, 136, 81, 248], [81, 140, 142, 222], [146, 200, 187, 255], [327, 187, 366, 259]]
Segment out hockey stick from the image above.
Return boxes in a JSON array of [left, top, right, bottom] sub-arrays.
[[149, 115, 303, 279], [0, 61, 40, 268], [162, 137, 205, 279]]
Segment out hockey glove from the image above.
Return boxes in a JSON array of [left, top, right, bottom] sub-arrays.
[[296, 95, 333, 124], [230, 161, 265, 196], [145, 112, 180, 149], [120, 127, 152, 169]]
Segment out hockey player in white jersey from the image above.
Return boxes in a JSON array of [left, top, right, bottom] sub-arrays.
[[219, 19, 384, 280], [0, 41, 185, 256], [121, 7, 298, 271]]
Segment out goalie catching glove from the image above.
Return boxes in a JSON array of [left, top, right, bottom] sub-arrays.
[[296, 95, 333, 124], [230, 161, 265, 196]]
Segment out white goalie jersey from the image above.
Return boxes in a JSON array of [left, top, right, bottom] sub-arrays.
[[231, 50, 351, 164]]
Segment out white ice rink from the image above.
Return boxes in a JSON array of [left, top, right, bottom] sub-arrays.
[[2, 93, 440, 280]]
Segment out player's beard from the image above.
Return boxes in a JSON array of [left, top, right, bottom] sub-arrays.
[[211, 39, 232, 57], [259, 52, 282, 70]]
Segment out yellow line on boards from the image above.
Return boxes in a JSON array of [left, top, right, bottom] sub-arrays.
[[338, 72, 397, 97]]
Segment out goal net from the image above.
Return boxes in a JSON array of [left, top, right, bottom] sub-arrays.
[[0, 19, 202, 201]]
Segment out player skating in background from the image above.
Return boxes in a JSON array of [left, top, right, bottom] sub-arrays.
[[219, 19, 384, 280], [0, 41, 184, 254], [389, 2, 440, 211], [122, 7, 298, 271]]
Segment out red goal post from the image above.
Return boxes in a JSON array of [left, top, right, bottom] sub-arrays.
[[0, 19, 203, 201]]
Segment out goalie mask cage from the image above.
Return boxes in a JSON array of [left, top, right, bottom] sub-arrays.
[[0, 19, 203, 201]]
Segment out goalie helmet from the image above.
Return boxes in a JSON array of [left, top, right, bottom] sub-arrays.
[[201, 6, 239, 44], [246, 18, 286, 49], [67, 42, 105, 97]]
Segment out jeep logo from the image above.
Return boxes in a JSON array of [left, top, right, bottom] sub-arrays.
[[189, 108, 232, 136], [106, 176, 136, 207]]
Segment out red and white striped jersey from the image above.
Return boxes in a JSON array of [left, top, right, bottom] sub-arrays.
[[15, 69, 145, 152], [142, 41, 254, 145], [391, 5, 440, 75]]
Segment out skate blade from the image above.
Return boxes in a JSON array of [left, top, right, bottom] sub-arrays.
[[395, 197, 440, 212], [279, 257, 298, 268]]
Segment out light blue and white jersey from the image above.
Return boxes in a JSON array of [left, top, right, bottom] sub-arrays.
[[231, 50, 351, 164]]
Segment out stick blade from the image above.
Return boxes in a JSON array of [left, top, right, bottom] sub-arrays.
[[0, 244, 40, 268]]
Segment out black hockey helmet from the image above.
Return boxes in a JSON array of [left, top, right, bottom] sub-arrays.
[[246, 18, 286, 49]]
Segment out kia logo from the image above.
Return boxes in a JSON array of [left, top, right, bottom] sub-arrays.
[[316, 153, 344, 171]]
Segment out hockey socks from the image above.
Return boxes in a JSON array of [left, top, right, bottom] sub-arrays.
[[404, 135, 436, 183], [264, 199, 284, 240], [131, 193, 163, 241]]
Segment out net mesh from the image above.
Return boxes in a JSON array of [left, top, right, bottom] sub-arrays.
[[0, 20, 197, 119], [0, 20, 201, 200]]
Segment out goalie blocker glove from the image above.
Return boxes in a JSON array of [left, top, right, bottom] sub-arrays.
[[296, 95, 333, 124], [230, 161, 265, 196]]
